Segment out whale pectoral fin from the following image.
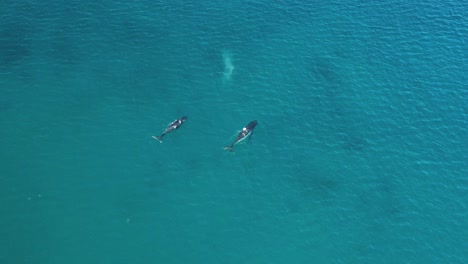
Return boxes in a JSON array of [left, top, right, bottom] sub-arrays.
[[248, 130, 254, 142]]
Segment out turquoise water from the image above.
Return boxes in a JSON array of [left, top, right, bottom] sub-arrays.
[[1, 0, 467, 263]]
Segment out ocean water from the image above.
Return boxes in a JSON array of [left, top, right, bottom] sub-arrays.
[[0, 0, 466, 263]]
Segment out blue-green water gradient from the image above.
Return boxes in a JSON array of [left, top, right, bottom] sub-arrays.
[[1, 0, 467, 263]]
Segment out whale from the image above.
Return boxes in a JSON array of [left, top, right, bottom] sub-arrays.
[[152, 116, 188, 143], [224, 120, 257, 152]]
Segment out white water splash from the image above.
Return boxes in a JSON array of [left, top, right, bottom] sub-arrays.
[[222, 50, 234, 83]]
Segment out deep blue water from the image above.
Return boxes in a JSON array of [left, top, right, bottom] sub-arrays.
[[1, 1, 467, 263]]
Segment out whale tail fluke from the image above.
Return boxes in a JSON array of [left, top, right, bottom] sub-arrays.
[[224, 146, 234, 152], [152, 135, 163, 143]]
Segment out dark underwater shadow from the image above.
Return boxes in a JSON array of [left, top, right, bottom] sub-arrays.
[[282, 161, 341, 214], [303, 54, 371, 154], [0, 23, 31, 70], [303, 55, 347, 99], [337, 132, 368, 153], [112, 159, 181, 221], [284, 175, 340, 215], [47, 26, 84, 67]]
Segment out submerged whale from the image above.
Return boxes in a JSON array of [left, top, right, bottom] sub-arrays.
[[224, 120, 257, 152]]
